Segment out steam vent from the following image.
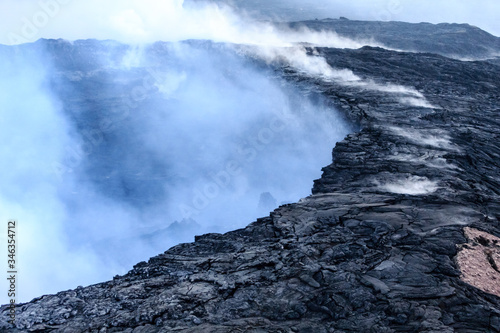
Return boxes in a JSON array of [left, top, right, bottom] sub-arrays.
[[2, 19, 500, 332]]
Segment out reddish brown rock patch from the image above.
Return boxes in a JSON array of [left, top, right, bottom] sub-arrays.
[[456, 227, 500, 297]]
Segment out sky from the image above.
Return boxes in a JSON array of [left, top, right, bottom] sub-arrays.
[[0, 0, 499, 45]]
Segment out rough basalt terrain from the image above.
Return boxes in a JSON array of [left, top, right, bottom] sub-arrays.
[[287, 18, 500, 59], [1, 21, 500, 332]]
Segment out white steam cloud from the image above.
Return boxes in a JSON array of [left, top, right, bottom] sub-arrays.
[[0, 0, 434, 304], [0, 37, 353, 303], [377, 175, 439, 195], [388, 127, 458, 151], [0, 50, 117, 302]]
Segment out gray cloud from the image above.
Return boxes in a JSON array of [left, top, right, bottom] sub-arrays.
[[1, 0, 498, 46], [0, 40, 351, 303]]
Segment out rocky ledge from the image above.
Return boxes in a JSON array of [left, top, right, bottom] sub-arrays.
[[1, 25, 500, 332], [287, 19, 500, 59]]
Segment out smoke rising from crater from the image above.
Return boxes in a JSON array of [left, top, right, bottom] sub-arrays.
[[0, 38, 354, 303], [0, 0, 433, 304]]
